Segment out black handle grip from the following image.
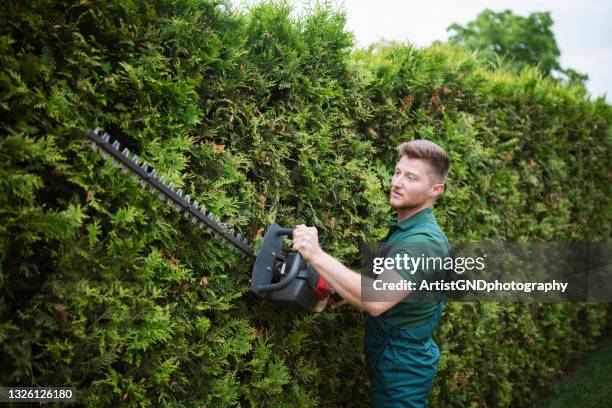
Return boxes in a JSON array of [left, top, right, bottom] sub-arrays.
[[255, 228, 302, 294], [256, 252, 302, 294], [276, 227, 294, 236]]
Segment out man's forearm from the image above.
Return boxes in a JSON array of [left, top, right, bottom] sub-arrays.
[[309, 250, 380, 314], [309, 250, 412, 316]]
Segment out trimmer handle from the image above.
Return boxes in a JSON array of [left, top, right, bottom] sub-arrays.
[[253, 226, 304, 294]]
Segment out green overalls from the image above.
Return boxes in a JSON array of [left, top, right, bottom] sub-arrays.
[[365, 208, 450, 407]]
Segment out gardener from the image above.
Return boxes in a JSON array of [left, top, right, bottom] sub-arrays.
[[293, 139, 451, 407]]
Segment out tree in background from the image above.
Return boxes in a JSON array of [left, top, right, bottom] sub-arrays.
[[447, 9, 588, 85]]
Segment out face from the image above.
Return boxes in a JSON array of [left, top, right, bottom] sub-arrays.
[[389, 157, 443, 210]]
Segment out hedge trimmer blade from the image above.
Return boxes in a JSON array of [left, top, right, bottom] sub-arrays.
[[86, 128, 256, 259], [87, 128, 337, 312]]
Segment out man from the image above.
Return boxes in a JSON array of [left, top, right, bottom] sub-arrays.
[[293, 139, 451, 407]]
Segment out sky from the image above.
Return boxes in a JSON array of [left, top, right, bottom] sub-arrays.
[[233, 0, 611, 101]]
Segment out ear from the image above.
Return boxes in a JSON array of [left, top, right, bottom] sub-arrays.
[[431, 183, 445, 197]]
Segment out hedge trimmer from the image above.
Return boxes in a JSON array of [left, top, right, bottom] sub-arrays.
[[86, 129, 334, 312]]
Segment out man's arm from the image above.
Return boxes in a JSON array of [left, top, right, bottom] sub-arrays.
[[292, 225, 411, 316]]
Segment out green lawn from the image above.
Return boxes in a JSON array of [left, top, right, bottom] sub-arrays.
[[537, 333, 612, 407]]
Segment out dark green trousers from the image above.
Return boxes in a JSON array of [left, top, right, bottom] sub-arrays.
[[364, 301, 443, 407]]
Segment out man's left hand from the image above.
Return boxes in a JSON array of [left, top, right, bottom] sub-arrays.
[[292, 224, 323, 263]]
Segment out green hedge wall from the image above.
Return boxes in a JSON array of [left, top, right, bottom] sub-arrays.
[[1, 0, 610, 406]]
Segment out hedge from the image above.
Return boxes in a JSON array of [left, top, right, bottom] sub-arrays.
[[1, 0, 610, 406]]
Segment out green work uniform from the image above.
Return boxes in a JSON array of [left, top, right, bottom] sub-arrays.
[[365, 207, 450, 407]]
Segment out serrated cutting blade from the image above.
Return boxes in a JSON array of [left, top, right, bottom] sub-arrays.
[[86, 129, 256, 258]]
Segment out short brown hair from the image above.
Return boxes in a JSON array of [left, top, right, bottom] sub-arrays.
[[397, 139, 450, 184]]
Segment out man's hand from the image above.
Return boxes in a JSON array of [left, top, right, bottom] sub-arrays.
[[292, 224, 323, 263]]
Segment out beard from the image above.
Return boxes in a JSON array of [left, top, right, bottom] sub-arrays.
[[389, 191, 428, 210]]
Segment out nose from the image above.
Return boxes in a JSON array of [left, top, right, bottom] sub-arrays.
[[391, 174, 401, 189]]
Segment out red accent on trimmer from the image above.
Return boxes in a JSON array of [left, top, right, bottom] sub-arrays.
[[313, 276, 334, 300]]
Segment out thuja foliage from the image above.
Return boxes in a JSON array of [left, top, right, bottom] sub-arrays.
[[0, 0, 610, 406]]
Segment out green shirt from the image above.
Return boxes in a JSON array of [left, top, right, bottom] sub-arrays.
[[379, 207, 450, 329]]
